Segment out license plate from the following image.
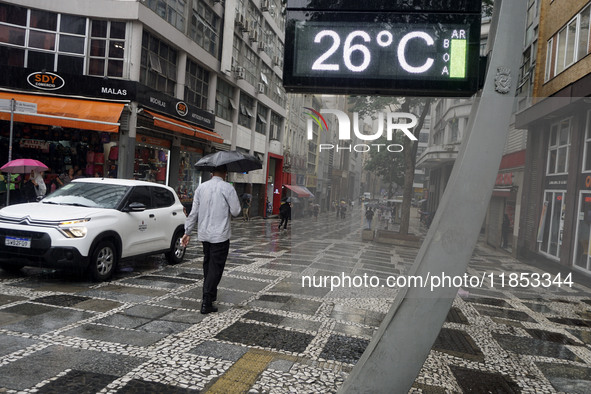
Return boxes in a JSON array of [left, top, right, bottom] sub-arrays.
[[5, 236, 31, 248]]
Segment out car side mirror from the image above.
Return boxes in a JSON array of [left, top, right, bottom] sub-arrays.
[[124, 202, 146, 212]]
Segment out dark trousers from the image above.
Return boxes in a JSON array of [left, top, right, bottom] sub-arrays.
[[202, 240, 230, 302], [279, 215, 289, 229]]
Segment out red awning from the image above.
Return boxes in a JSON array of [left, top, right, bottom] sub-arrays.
[[284, 184, 315, 197], [144, 110, 223, 144]]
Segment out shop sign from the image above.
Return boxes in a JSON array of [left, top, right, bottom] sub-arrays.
[[136, 134, 171, 149], [19, 139, 50, 151], [27, 72, 65, 91], [3, 66, 135, 99], [176, 101, 189, 117], [181, 145, 203, 154], [495, 172, 513, 186], [582, 174, 591, 190], [136, 85, 215, 131], [546, 175, 567, 190]]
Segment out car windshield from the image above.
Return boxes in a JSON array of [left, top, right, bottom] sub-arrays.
[[42, 182, 130, 209]]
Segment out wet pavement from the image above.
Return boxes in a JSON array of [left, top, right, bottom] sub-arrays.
[[0, 207, 590, 393]]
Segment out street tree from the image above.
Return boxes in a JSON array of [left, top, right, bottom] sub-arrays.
[[349, 96, 431, 235]]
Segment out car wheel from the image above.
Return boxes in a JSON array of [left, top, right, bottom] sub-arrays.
[[165, 230, 185, 265], [89, 240, 117, 281]]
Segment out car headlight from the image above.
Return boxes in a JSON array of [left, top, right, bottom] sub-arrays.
[[58, 218, 90, 238]]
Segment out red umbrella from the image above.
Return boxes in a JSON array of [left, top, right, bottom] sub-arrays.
[[1, 158, 48, 173]]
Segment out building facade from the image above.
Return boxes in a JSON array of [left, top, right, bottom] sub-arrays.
[[516, 0, 591, 275], [0, 0, 287, 216]]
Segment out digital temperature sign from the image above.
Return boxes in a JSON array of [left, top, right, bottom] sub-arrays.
[[283, 7, 482, 96]]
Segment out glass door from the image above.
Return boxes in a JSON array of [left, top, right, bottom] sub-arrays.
[[538, 190, 566, 260], [574, 192, 591, 272]]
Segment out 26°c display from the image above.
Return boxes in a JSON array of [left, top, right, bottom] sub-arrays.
[[300, 22, 468, 78], [283, 12, 482, 97]]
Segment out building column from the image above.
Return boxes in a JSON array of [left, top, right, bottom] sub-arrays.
[[118, 102, 138, 179], [176, 52, 188, 100], [168, 136, 181, 190], [128, 21, 143, 82]]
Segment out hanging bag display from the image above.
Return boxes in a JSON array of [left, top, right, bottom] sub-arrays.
[[94, 152, 105, 164], [108, 146, 119, 161]]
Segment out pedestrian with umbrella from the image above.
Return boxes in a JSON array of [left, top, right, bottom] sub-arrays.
[[240, 193, 252, 221], [1, 159, 48, 205], [279, 197, 291, 231], [181, 151, 261, 314]]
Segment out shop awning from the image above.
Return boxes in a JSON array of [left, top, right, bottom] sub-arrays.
[[284, 184, 315, 198], [0, 92, 124, 132], [144, 110, 223, 144], [492, 188, 512, 198]]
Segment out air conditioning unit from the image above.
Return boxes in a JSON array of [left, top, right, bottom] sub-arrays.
[[235, 14, 244, 28], [261, 0, 269, 11], [236, 66, 246, 79], [272, 56, 280, 66], [241, 19, 250, 32], [258, 42, 266, 52], [257, 82, 265, 94], [249, 31, 258, 43]]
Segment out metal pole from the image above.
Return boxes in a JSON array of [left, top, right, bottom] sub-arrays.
[[338, 0, 527, 392], [6, 98, 15, 206]]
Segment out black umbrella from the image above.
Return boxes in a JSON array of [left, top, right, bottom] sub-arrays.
[[194, 151, 262, 173]]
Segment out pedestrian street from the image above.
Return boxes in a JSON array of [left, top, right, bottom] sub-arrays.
[[0, 206, 590, 393]]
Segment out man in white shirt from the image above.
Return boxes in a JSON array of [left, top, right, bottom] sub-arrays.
[[181, 166, 241, 314]]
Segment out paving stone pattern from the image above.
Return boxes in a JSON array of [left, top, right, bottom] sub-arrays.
[[0, 207, 590, 393]]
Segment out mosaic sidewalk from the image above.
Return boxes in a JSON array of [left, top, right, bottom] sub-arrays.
[[0, 207, 590, 393]]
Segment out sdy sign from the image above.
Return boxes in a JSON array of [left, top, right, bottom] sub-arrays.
[[305, 107, 418, 152]]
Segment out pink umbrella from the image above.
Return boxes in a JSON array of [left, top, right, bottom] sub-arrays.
[[1, 158, 48, 173]]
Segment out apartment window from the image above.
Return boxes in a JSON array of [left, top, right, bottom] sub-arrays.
[[238, 93, 254, 128], [145, 0, 186, 31], [450, 119, 459, 142], [241, 45, 259, 86], [88, 20, 126, 77], [578, 5, 590, 62], [190, 0, 220, 58], [419, 132, 429, 143], [0, 5, 89, 74], [140, 31, 177, 96], [215, 79, 233, 121], [255, 105, 268, 135], [545, 5, 591, 80], [544, 37, 553, 82], [270, 112, 282, 141], [583, 111, 591, 172], [271, 73, 285, 107], [184, 59, 209, 109], [547, 118, 571, 175]]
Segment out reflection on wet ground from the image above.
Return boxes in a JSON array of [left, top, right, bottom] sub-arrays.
[[0, 207, 590, 392]]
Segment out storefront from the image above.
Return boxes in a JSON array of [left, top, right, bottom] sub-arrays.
[[485, 151, 525, 256], [517, 97, 590, 276], [0, 69, 132, 203], [134, 86, 221, 206], [0, 66, 223, 206], [265, 153, 284, 216]]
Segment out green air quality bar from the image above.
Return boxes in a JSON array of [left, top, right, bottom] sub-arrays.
[[450, 39, 467, 78]]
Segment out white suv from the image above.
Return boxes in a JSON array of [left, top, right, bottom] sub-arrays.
[[0, 178, 187, 281]]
